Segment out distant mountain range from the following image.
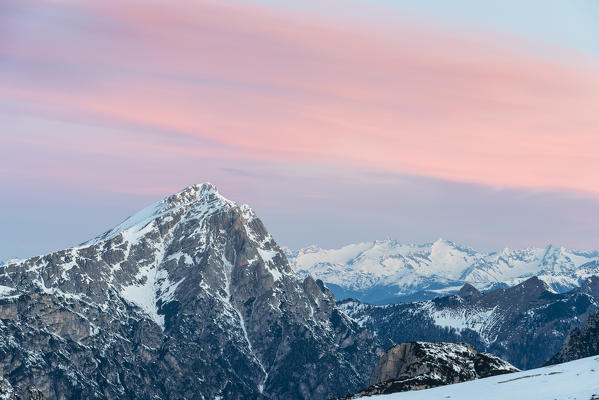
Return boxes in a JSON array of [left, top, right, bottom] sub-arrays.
[[286, 239, 599, 304], [339, 276, 599, 370]]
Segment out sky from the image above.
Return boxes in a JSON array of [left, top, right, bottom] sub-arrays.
[[1, 0, 599, 259]]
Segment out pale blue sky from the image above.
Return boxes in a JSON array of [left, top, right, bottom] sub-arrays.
[[253, 0, 599, 56]]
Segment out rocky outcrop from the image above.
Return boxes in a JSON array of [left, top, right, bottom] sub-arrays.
[[0, 184, 381, 400], [0, 376, 42, 400], [341, 342, 517, 398], [339, 277, 599, 369], [457, 283, 482, 300], [0, 377, 17, 400], [548, 312, 599, 365]]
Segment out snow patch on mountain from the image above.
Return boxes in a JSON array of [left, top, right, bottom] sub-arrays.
[[0, 285, 15, 298], [425, 304, 500, 345], [120, 257, 165, 328]]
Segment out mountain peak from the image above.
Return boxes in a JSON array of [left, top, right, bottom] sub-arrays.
[[432, 238, 452, 246], [509, 276, 552, 294], [430, 238, 466, 252], [458, 283, 482, 299], [164, 183, 218, 205], [160, 182, 230, 209], [87, 183, 233, 245]]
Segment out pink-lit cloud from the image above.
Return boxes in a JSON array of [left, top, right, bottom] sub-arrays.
[[2, 0, 599, 196]]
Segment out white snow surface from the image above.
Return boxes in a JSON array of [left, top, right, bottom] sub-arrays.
[[0, 285, 15, 297], [369, 355, 599, 400], [286, 239, 599, 295], [425, 304, 500, 345]]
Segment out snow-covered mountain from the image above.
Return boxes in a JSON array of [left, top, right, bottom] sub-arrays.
[[366, 355, 599, 400], [340, 276, 599, 370], [0, 184, 380, 399], [286, 239, 599, 303]]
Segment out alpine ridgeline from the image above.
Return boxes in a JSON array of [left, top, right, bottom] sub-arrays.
[[0, 184, 380, 400], [339, 276, 599, 369], [286, 240, 599, 304]]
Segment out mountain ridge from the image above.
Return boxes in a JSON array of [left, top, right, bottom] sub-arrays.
[[339, 275, 599, 369], [286, 239, 599, 304]]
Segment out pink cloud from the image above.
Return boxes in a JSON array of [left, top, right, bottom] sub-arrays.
[[2, 0, 599, 194]]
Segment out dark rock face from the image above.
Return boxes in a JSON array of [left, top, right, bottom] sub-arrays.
[[548, 312, 599, 365], [339, 277, 599, 369], [0, 375, 42, 400], [0, 184, 381, 400], [340, 342, 517, 398], [457, 283, 482, 300], [0, 376, 17, 400]]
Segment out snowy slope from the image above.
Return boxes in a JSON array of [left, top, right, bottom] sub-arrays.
[[286, 239, 599, 303], [368, 355, 599, 400]]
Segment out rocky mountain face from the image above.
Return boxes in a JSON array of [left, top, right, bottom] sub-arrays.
[[0, 184, 381, 400], [0, 375, 43, 400], [0, 377, 17, 400], [286, 240, 599, 304], [340, 342, 517, 399], [339, 276, 599, 369], [548, 312, 599, 365]]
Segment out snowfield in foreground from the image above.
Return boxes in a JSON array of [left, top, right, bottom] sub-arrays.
[[370, 355, 599, 400]]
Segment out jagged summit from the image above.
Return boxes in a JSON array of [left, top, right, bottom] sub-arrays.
[[86, 183, 234, 245], [163, 182, 223, 206]]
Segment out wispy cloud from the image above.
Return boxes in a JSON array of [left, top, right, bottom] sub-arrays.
[[3, 0, 599, 195]]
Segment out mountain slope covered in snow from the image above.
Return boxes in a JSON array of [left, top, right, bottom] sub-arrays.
[[286, 240, 599, 303], [367, 355, 599, 400]]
